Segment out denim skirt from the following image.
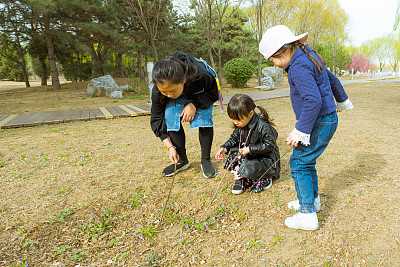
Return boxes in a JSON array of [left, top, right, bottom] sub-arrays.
[[165, 97, 213, 131]]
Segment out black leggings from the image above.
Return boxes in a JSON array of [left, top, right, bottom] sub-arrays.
[[168, 125, 214, 162]]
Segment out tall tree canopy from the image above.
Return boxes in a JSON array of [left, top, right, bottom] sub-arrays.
[[1, 0, 391, 89]]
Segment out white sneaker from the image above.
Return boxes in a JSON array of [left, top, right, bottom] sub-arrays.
[[285, 212, 319, 231], [288, 195, 321, 212]]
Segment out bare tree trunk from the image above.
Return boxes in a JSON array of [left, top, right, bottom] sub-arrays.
[[117, 52, 124, 78], [144, 55, 149, 84], [256, 0, 264, 85], [90, 45, 106, 76], [258, 54, 263, 83], [150, 38, 158, 62], [20, 56, 30, 88], [192, 0, 241, 74], [125, 0, 168, 64], [206, 2, 215, 69], [45, 33, 61, 90], [39, 55, 47, 85], [137, 51, 145, 78], [217, 39, 223, 84], [391, 62, 398, 72], [90, 48, 102, 76], [74, 53, 81, 82], [332, 49, 336, 75]]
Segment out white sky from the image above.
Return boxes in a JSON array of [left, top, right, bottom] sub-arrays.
[[172, 0, 399, 47], [337, 0, 399, 46]]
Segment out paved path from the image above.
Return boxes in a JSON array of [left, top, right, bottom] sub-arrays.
[[0, 77, 395, 129], [219, 77, 392, 105]]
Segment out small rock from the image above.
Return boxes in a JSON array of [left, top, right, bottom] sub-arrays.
[[110, 91, 123, 98]]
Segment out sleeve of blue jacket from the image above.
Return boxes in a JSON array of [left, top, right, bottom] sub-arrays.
[[327, 69, 348, 103]]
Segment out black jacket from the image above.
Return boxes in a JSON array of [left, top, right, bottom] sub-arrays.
[[222, 113, 280, 180], [150, 51, 219, 141]]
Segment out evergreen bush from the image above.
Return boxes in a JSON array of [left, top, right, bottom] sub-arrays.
[[61, 61, 93, 82], [223, 58, 254, 88]]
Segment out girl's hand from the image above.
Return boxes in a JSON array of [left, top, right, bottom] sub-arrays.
[[240, 146, 250, 155], [168, 147, 179, 164], [215, 147, 226, 160], [181, 103, 196, 122], [286, 135, 299, 147]]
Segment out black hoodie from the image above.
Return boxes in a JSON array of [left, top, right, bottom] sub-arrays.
[[150, 51, 219, 141]]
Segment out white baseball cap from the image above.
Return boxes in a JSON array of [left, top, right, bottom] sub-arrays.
[[259, 25, 308, 59]]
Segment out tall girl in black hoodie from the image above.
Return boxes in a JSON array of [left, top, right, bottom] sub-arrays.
[[150, 51, 219, 178]]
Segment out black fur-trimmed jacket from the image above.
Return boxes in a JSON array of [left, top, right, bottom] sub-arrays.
[[222, 113, 280, 180]]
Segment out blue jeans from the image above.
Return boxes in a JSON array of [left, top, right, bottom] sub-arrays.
[[290, 112, 338, 213], [165, 97, 213, 131]]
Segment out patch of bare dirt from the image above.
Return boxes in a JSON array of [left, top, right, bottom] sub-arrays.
[[0, 78, 399, 266]]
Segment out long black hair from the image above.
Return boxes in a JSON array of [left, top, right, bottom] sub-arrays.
[[271, 41, 326, 73], [152, 56, 200, 102], [227, 94, 275, 126]]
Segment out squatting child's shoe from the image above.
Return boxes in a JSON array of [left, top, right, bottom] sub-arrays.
[[232, 179, 245, 195], [251, 178, 272, 193], [287, 195, 321, 212], [285, 212, 319, 231]]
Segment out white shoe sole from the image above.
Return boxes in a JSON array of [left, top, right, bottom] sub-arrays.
[[231, 189, 244, 195], [262, 179, 273, 191], [285, 213, 319, 231], [285, 219, 319, 231], [201, 164, 216, 178], [163, 163, 190, 177]]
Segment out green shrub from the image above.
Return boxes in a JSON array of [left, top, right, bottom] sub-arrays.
[[31, 57, 50, 79], [261, 61, 274, 70], [61, 61, 93, 82], [223, 58, 254, 88]]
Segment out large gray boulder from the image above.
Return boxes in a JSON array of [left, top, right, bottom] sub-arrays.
[[87, 75, 122, 97], [262, 67, 284, 86], [110, 91, 123, 98], [255, 76, 276, 90], [119, 85, 133, 91]]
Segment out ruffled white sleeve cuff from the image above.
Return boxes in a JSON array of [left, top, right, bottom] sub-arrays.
[[336, 99, 354, 112], [290, 128, 310, 146]]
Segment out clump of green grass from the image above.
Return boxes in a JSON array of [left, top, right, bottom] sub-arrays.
[[246, 234, 263, 249], [231, 204, 247, 220], [55, 187, 72, 195], [12, 257, 28, 267], [54, 245, 70, 255], [74, 209, 114, 240], [120, 190, 146, 209], [134, 221, 159, 239], [139, 250, 165, 266]]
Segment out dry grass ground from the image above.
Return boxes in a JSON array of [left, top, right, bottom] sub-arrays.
[[0, 77, 399, 266]]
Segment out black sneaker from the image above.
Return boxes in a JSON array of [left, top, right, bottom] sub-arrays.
[[162, 159, 190, 177], [201, 159, 216, 178], [232, 179, 245, 195], [251, 178, 272, 193]]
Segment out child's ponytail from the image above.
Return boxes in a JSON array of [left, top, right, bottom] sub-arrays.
[[256, 105, 275, 126], [298, 43, 326, 73], [228, 94, 275, 126]]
